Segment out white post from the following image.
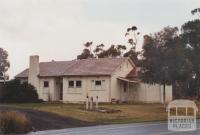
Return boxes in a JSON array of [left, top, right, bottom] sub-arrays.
[[186, 107, 188, 116], [90, 97, 93, 110], [86, 95, 89, 110], [96, 96, 98, 109]]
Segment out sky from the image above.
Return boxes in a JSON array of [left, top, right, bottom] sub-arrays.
[[0, 0, 199, 78]]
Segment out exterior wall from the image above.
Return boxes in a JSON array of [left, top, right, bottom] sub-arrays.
[[136, 83, 162, 103], [21, 55, 173, 103], [110, 59, 134, 101], [63, 76, 110, 102], [38, 78, 55, 101], [18, 77, 57, 101], [121, 83, 173, 103], [30, 76, 173, 103], [54, 78, 63, 101], [19, 77, 62, 102], [161, 85, 173, 103], [119, 83, 138, 102]]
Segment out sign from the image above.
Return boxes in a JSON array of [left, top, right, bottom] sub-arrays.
[[167, 100, 198, 131]]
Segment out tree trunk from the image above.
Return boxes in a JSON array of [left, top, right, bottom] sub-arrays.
[[163, 84, 166, 107], [3, 71, 5, 84]]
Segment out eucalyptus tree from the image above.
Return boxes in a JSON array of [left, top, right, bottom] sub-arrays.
[[181, 19, 200, 98], [77, 41, 94, 59], [0, 48, 10, 82], [140, 27, 192, 105], [124, 26, 140, 65]]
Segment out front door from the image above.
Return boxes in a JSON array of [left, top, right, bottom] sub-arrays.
[[60, 83, 63, 100], [120, 81, 128, 102]]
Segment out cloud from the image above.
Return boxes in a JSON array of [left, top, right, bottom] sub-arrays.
[[0, 0, 198, 78]]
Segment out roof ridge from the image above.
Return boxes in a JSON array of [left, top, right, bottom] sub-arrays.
[[40, 60, 73, 64], [39, 57, 127, 64]]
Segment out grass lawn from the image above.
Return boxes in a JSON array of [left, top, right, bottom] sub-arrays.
[[2, 102, 200, 124]]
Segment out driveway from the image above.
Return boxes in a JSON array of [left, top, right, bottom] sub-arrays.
[[0, 106, 95, 131], [28, 121, 200, 135]]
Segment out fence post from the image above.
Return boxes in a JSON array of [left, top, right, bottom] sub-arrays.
[[90, 97, 93, 110], [96, 96, 98, 109], [86, 95, 89, 110]]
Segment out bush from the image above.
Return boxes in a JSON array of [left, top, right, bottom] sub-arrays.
[[0, 79, 40, 103], [0, 111, 32, 134]]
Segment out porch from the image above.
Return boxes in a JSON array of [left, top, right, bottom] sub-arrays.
[[117, 77, 140, 102]]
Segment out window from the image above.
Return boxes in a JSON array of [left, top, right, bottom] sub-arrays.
[[95, 80, 102, 86], [44, 81, 49, 88], [76, 80, 82, 88], [91, 80, 106, 90], [68, 81, 74, 88]]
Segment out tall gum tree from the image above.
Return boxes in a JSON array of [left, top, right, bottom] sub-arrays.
[[0, 48, 10, 81], [140, 27, 192, 105], [181, 19, 200, 99]]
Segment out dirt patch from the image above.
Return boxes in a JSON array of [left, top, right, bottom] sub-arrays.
[[0, 106, 96, 131], [80, 107, 121, 113]]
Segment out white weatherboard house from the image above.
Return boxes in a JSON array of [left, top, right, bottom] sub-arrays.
[[15, 55, 172, 103]]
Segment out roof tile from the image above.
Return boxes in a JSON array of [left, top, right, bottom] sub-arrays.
[[15, 58, 127, 78]]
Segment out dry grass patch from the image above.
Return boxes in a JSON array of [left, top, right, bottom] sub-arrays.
[[0, 111, 32, 134], [5, 102, 200, 124], [8, 103, 167, 123]]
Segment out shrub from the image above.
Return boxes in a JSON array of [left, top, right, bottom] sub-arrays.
[[0, 111, 32, 134], [1, 79, 40, 103]]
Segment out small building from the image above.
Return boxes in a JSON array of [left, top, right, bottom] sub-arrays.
[[15, 55, 172, 103]]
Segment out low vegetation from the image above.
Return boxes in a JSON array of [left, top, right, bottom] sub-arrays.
[[3, 102, 175, 124], [0, 79, 40, 103], [0, 111, 32, 134]]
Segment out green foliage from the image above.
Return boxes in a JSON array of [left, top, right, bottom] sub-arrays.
[[78, 43, 127, 59], [124, 26, 140, 65], [1, 79, 39, 103], [0, 111, 32, 134], [191, 8, 200, 18], [140, 27, 192, 85], [181, 19, 200, 98], [77, 48, 94, 59], [0, 48, 10, 80], [123, 50, 140, 65], [140, 27, 193, 103], [77, 41, 94, 59], [96, 44, 126, 58], [77, 26, 140, 63]]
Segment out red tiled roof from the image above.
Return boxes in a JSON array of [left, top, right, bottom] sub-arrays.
[[15, 58, 128, 78]]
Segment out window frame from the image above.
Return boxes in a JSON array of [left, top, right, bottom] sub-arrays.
[[95, 80, 102, 86], [43, 81, 49, 88], [76, 80, 82, 88], [68, 80, 75, 88]]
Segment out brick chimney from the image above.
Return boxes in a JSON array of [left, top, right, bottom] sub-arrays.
[[28, 55, 40, 92]]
